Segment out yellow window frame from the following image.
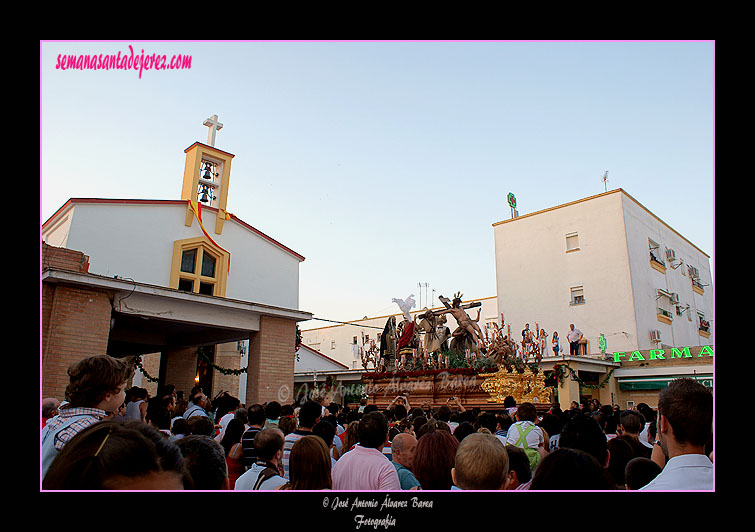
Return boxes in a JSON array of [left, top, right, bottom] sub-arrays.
[[170, 236, 229, 298]]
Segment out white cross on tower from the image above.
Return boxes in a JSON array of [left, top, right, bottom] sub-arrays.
[[203, 114, 223, 147]]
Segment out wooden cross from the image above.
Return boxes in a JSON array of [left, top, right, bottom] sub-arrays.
[[436, 295, 481, 312], [203, 114, 223, 147]]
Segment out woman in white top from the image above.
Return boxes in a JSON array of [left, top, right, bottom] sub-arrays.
[[125, 387, 149, 422]]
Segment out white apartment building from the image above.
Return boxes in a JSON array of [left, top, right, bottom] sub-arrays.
[[492, 189, 713, 356], [300, 296, 500, 369]]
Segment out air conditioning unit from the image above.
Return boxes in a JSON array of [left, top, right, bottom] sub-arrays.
[[650, 329, 662, 342], [688, 265, 700, 279], [665, 247, 677, 261], [671, 292, 679, 305]]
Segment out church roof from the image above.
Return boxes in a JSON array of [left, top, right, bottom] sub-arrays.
[[42, 198, 305, 262]]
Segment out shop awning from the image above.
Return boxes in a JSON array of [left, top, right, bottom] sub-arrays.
[[618, 375, 713, 391]]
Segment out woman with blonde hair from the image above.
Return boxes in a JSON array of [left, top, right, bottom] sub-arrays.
[[277, 435, 332, 490]]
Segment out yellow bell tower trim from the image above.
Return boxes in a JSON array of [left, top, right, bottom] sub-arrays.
[[186, 200, 232, 273], [181, 141, 235, 235]]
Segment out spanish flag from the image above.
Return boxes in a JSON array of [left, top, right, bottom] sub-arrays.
[[189, 200, 231, 273]]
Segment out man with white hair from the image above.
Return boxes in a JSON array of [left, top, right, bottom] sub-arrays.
[[391, 433, 420, 490], [567, 324, 583, 356]]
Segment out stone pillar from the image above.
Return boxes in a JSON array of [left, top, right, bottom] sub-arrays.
[[245, 316, 296, 406], [213, 341, 242, 398], [162, 347, 200, 398], [601, 372, 619, 408], [557, 361, 582, 411], [136, 352, 162, 397]]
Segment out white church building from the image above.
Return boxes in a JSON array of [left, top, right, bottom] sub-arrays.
[[42, 115, 311, 405]]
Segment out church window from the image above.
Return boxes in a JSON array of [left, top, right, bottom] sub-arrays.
[[201, 253, 216, 278], [198, 281, 214, 295], [181, 249, 197, 273], [170, 237, 229, 298]]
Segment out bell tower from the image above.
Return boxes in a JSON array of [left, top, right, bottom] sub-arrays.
[[180, 114, 235, 234]]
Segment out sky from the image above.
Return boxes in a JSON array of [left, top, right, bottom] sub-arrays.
[[40, 41, 715, 328]]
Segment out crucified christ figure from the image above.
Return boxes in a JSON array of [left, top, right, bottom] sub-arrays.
[[435, 292, 485, 347]]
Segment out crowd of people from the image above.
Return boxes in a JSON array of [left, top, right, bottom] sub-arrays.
[[41, 354, 713, 491]]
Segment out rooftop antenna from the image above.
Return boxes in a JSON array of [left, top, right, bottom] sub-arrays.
[[418, 282, 428, 309], [602, 171, 609, 192]]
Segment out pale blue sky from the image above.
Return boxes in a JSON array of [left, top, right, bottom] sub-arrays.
[[40, 41, 714, 326]]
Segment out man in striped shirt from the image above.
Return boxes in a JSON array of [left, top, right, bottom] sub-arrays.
[[41, 355, 134, 479], [241, 404, 266, 468], [281, 401, 321, 479]]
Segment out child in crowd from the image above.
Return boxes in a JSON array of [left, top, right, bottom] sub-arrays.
[[42, 354, 134, 479]]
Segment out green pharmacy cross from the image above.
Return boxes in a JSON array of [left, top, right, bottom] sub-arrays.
[[507, 192, 518, 219]]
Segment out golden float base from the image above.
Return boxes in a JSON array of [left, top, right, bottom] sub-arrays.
[[478, 367, 554, 404], [361, 366, 554, 410]]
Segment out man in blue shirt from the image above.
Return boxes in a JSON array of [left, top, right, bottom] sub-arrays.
[[390, 433, 420, 490]]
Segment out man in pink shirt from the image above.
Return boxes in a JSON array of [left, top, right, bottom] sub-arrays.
[[332, 411, 401, 490]]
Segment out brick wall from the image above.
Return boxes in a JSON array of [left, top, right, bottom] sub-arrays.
[[41, 285, 113, 400], [42, 242, 90, 273], [42, 243, 112, 401], [162, 347, 201, 398], [246, 316, 296, 405]]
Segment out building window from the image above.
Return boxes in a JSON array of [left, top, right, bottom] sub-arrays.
[[649, 239, 665, 266], [201, 253, 216, 278], [688, 265, 704, 294], [656, 289, 674, 324], [181, 248, 197, 273], [198, 281, 215, 295], [170, 237, 229, 297], [570, 286, 585, 305], [697, 311, 710, 333], [566, 233, 580, 253], [179, 247, 219, 295], [649, 238, 666, 274]]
